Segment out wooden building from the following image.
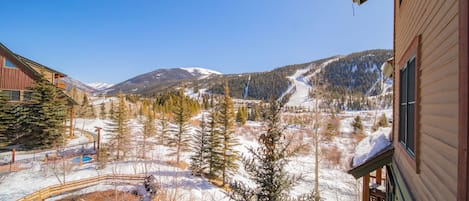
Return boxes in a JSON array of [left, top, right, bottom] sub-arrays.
[[349, 0, 469, 200], [0, 42, 77, 137]]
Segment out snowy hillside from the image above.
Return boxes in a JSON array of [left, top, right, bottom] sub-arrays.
[[180, 67, 222, 78], [88, 82, 114, 91]]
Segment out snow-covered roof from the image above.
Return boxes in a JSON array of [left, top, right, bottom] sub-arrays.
[[352, 127, 392, 168]]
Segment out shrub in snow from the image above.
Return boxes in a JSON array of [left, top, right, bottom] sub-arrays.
[[352, 127, 392, 167]]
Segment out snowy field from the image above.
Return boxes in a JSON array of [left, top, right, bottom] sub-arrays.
[[0, 63, 393, 200], [0, 107, 391, 201]]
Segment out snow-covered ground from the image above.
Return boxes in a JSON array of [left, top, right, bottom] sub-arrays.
[[0, 107, 392, 201]]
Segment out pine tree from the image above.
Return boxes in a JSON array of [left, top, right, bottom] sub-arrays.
[[100, 103, 106, 119], [230, 99, 302, 201], [249, 104, 260, 121], [190, 114, 210, 176], [236, 106, 248, 125], [6, 104, 30, 145], [218, 83, 239, 185], [109, 100, 114, 118], [26, 76, 67, 149], [207, 106, 222, 178], [169, 83, 191, 164], [106, 93, 130, 160], [0, 91, 11, 146], [351, 115, 364, 134], [159, 113, 169, 145], [142, 106, 156, 163]]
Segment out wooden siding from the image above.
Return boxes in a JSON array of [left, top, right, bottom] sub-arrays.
[[31, 66, 54, 83], [394, 0, 459, 200], [0, 55, 35, 90]]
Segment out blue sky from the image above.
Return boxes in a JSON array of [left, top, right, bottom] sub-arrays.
[[0, 0, 393, 84]]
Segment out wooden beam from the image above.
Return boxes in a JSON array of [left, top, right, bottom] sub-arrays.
[[12, 148, 15, 163], [376, 167, 382, 185], [363, 174, 370, 201], [458, 0, 469, 200], [69, 105, 74, 137]]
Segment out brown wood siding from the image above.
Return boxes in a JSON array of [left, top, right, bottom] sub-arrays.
[[0, 55, 35, 90], [394, 0, 459, 200], [31, 66, 54, 83], [458, 0, 469, 200]]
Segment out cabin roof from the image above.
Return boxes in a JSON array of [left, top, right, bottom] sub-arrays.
[[15, 54, 67, 77], [347, 146, 394, 179]]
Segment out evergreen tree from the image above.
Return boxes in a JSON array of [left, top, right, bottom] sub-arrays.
[[26, 76, 67, 149], [6, 105, 30, 145], [236, 105, 248, 125], [373, 113, 389, 131], [0, 92, 11, 146], [218, 83, 239, 185], [169, 83, 191, 164], [109, 100, 114, 118], [249, 104, 260, 121], [100, 103, 106, 119], [190, 114, 210, 176], [142, 106, 156, 160], [106, 93, 130, 160], [230, 99, 302, 201], [159, 113, 169, 145], [351, 115, 364, 134], [207, 106, 222, 178]]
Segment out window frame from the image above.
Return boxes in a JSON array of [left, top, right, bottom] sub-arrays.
[[2, 90, 21, 101], [4, 58, 17, 68], [396, 35, 420, 173], [399, 56, 416, 157], [22, 90, 33, 101]]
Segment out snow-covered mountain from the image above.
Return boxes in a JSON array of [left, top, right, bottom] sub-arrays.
[[61, 77, 96, 93], [87, 82, 114, 91], [180, 67, 221, 78], [106, 67, 222, 94]]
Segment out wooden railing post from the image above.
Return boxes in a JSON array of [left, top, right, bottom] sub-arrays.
[[363, 174, 370, 201], [69, 105, 74, 137], [12, 148, 15, 163], [376, 167, 382, 185]]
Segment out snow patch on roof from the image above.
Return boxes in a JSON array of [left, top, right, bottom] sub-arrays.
[[352, 127, 392, 167]]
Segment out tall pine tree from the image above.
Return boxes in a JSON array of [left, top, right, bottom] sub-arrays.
[[189, 114, 210, 176], [207, 105, 222, 178], [106, 93, 130, 160], [26, 76, 67, 149], [230, 99, 303, 201], [169, 83, 191, 164], [0, 91, 11, 146], [218, 82, 239, 185]]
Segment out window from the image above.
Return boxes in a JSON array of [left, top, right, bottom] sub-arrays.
[[4, 58, 17, 68], [399, 56, 416, 158], [3, 90, 20, 101], [23, 91, 33, 101]]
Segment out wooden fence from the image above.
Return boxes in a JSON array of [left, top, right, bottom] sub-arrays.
[[17, 174, 146, 201]]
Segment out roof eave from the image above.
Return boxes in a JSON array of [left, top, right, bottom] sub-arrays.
[[347, 146, 394, 179]]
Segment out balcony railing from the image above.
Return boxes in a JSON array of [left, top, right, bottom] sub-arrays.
[[56, 81, 66, 89]]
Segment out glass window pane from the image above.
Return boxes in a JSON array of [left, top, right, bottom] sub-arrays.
[[23, 91, 32, 101], [399, 105, 406, 143], [4, 59, 16, 68], [408, 59, 416, 102], [11, 91, 20, 101], [400, 68, 407, 103], [407, 103, 415, 155]]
